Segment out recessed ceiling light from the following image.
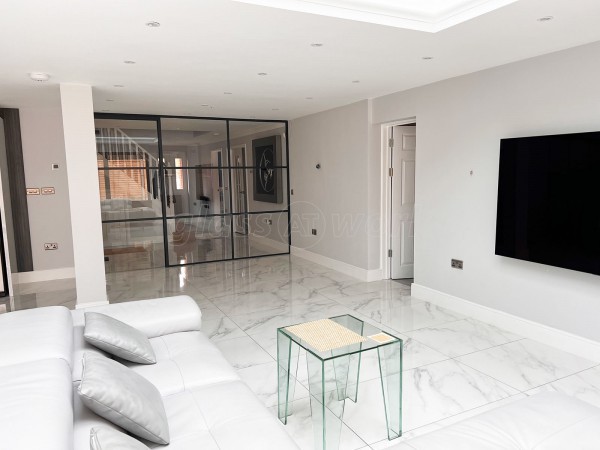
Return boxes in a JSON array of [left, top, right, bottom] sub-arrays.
[[201, 104, 209, 107], [422, 56, 434, 60], [537, 16, 554, 22], [258, 72, 268, 76], [213, 132, 221, 136], [124, 60, 136, 64], [224, 92, 233, 95], [113, 84, 125, 88], [352, 80, 360, 83], [305, 97, 313, 100], [106, 99, 115, 102], [311, 43, 324, 47], [272, 108, 280, 111], [146, 21, 161, 27], [29, 72, 50, 82]]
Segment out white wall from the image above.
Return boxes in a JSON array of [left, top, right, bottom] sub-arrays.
[[20, 104, 75, 271], [290, 100, 371, 270], [371, 40, 600, 341]]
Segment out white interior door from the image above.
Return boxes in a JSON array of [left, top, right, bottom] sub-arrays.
[[210, 150, 223, 215], [390, 125, 416, 279]]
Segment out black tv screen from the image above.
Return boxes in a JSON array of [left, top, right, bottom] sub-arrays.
[[495, 131, 600, 276]]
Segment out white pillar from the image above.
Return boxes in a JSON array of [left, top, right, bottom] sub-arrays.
[[60, 84, 108, 307]]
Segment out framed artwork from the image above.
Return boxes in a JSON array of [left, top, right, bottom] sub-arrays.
[[253, 135, 283, 204]]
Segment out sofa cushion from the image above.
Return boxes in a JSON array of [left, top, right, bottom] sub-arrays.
[[84, 312, 156, 364], [0, 305, 73, 369], [390, 392, 600, 449], [90, 427, 150, 450], [71, 296, 202, 339], [150, 380, 298, 450], [0, 359, 73, 450], [123, 331, 240, 395], [78, 354, 170, 445]]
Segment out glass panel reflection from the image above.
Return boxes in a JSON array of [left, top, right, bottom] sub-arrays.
[[102, 220, 165, 272], [234, 168, 288, 212], [95, 119, 160, 163], [164, 168, 230, 217], [229, 121, 287, 167], [167, 216, 232, 264], [161, 118, 229, 167], [234, 212, 289, 258], [98, 168, 162, 218]]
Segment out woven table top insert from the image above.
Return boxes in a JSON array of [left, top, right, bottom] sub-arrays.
[[285, 319, 367, 352]]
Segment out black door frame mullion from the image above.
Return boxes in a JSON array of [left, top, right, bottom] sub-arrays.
[[156, 117, 171, 268]]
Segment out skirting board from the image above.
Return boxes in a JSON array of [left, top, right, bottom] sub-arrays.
[[12, 267, 75, 284], [75, 300, 109, 310], [291, 246, 382, 282], [411, 283, 600, 362]]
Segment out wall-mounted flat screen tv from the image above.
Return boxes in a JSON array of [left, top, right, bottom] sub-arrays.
[[495, 131, 600, 276]]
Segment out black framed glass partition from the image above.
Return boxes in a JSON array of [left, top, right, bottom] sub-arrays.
[[95, 114, 289, 272]]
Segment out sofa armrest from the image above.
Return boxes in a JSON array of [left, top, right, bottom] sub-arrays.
[[71, 295, 202, 338]]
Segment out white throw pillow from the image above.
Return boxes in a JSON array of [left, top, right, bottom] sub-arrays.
[[90, 427, 150, 450], [78, 354, 170, 444], [84, 312, 156, 364]]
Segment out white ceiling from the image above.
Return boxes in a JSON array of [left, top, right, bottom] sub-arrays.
[[0, 0, 599, 120]]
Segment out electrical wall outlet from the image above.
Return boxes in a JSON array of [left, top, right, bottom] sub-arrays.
[[44, 243, 58, 250], [311, 229, 317, 236], [265, 219, 273, 225], [451, 259, 463, 270]]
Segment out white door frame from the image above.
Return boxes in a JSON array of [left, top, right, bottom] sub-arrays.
[[231, 144, 249, 234], [380, 117, 417, 280]]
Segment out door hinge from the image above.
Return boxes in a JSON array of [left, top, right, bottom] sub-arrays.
[[388, 168, 394, 177], [388, 138, 394, 148], [388, 249, 392, 257]]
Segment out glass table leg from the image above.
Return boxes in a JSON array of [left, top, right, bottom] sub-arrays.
[[377, 341, 403, 440], [277, 330, 299, 424], [307, 352, 348, 450]]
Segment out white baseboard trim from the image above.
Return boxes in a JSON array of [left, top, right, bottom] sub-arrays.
[[13, 267, 75, 284], [411, 283, 600, 361], [75, 300, 110, 309], [291, 246, 382, 282]]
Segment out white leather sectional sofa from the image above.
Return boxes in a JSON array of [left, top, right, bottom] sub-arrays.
[[0, 295, 299, 450]]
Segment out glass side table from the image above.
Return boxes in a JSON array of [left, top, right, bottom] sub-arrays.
[[277, 314, 402, 450]]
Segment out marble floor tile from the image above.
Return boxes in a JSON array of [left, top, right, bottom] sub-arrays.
[[319, 278, 409, 300], [334, 292, 423, 324], [457, 339, 598, 391], [526, 365, 600, 408], [405, 318, 523, 358], [381, 302, 465, 333], [215, 336, 274, 369], [12, 289, 77, 311], [237, 360, 310, 407], [270, 397, 368, 450], [343, 359, 518, 444], [200, 317, 247, 342], [428, 393, 527, 429]]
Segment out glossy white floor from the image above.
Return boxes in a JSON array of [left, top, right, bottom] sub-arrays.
[[10, 255, 600, 449]]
